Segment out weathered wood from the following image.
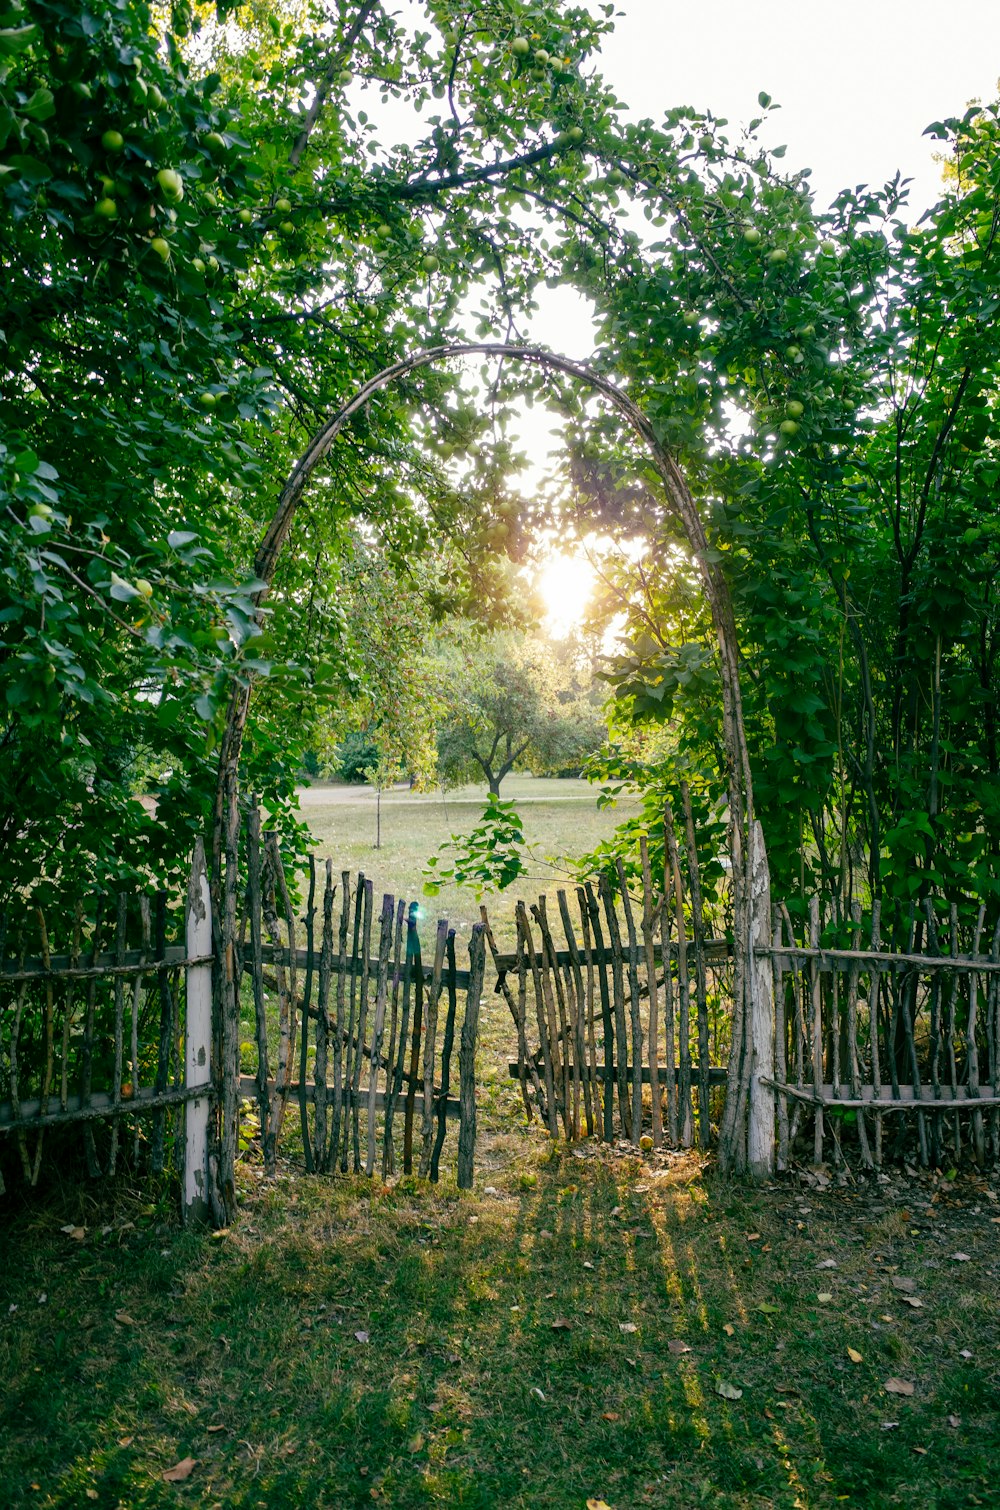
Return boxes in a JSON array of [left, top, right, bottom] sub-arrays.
[[60, 902, 82, 1115], [365, 895, 395, 1178], [298, 856, 317, 1173], [340, 873, 365, 1173], [383, 903, 416, 1179], [130, 896, 151, 1164], [268, 831, 301, 1164], [664, 807, 693, 1146], [430, 930, 459, 1182], [151, 893, 172, 1173], [0, 1081, 213, 1135], [457, 924, 485, 1190], [247, 806, 272, 1170], [313, 862, 335, 1170], [809, 897, 824, 1164], [482, 906, 538, 1122], [403, 910, 425, 1174], [772, 909, 789, 1171], [533, 896, 570, 1138], [660, 891, 678, 1144], [420, 920, 449, 1176], [968, 903, 987, 1166], [615, 858, 644, 1146], [746, 820, 774, 1179], [327, 872, 349, 1172], [583, 883, 614, 1141], [29, 906, 56, 1185], [761, 1078, 1000, 1111], [639, 839, 662, 1148], [518, 901, 558, 1137], [507, 1062, 729, 1088], [679, 788, 712, 1149], [184, 840, 213, 1225], [598, 872, 631, 1137], [557, 890, 589, 1139], [351, 878, 374, 1173], [237, 1075, 460, 1123]]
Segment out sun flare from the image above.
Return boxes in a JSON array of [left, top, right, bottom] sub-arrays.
[[536, 551, 595, 638]]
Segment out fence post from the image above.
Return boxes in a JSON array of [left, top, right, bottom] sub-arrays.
[[457, 923, 485, 1190], [747, 820, 775, 1178], [184, 839, 213, 1225]]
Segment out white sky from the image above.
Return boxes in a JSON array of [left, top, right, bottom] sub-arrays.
[[528, 1, 1000, 629]]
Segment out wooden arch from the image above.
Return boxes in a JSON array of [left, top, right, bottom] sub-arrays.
[[212, 343, 772, 1202]]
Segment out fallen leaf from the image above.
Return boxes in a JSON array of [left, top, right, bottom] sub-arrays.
[[756, 1302, 779, 1315], [207, 1425, 226, 1434], [951, 1252, 971, 1262], [531, 1386, 546, 1401], [947, 1414, 961, 1428], [162, 1457, 197, 1483], [582, 1261, 594, 1270], [602, 1411, 620, 1421], [723, 1323, 735, 1337], [354, 1331, 370, 1343], [881, 1421, 899, 1431], [551, 1318, 572, 1331], [884, 1377, 915, 1397], [114, 1311, 138, 1327], [668, 1340, 691, 1355], [60, 1225, 86, 1241], [959, 1349, 973, 1360], [86, 1491, 98, 1501], [586, 1500, 613, 1510], [817, 1292, 833, 1304], [891, 1277, 916, 1293], [879, 1314, 895, 1323], [817, 1258, 838, 1270], [900, 1297, 925, 1309], [619, 1322, 638, 1334], [747, 1232, 761, 1241], [716, 1380, 743, 1400], [847, 1348, 863, 1364], [118, 1436, 134, 1447]]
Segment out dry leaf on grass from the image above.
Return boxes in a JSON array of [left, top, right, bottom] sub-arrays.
[[551, 1318, 572, 1332], [114, 1311, 138, 1327], [890, 1276, 916, 1293], [668, 1340, 691, 1355], [817, 1258, 838, 1269], [716, 1380, 743, 1401], [619, 1322, 638, 1334], [884, 1377, 915, 1397], [586, 1500, 613, 1510], [900, 1297, 925, 1309], [947, 1414, 961, 1428], [817, 1293, 833, 1304], [951, 1252, 971, 1262], [354, 1331, 369, 1344], [722, 1323, 735, 1337], [847, 1348, 863, 1364], [60, 1225, 86, 1241], [162, 1457, 197, 1483]]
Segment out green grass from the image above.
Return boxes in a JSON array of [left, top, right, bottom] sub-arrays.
[[2, 1130, 998, 1509], [296, 774, 640, 952]]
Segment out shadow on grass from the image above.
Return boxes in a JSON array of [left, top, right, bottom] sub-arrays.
[[1, 1150, 996, 1509]]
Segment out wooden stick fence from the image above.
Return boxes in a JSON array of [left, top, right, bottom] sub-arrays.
[[233, 817, 486, 1190], [762, 899, 1000, 1170], [487, 850, 734, 1150], [0, 842, 213, 1219]]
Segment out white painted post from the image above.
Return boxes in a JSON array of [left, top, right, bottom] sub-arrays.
[[184, 839, 213, 1225], [747, 820, 775, 1178]]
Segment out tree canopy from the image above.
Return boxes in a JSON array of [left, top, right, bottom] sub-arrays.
[[2, 0, 999, 934]]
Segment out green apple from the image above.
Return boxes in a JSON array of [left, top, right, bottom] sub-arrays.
[[785, 400, 805, 419], [535, 48, 550, 64], [797, 323, 816, 338], [279, 220, 294, 234], [376, 222, 393, 239], [71, 81, 92, 100], [29, 502, 53, 520], [767, 247, 788, 264], [682, 309, 700, 326], [238, 208, 253, 224], [438, 441, 454, 459], [566, 125, 584, 144], [337, 70, 353, 86], [443, 28, 458, 44], [95, 196, 118, 219], [742, 225, 761, 245], [421, 252, 439, 273], [191, 256, 206, 273], [147, 83, 166, 109], [698, 133, 714, 151], [778, 418, 799, 436], [275, 196, 292, 213], [101, 128, 124, 153], [606, 168, 626, 187], [785, 344, 801, 360], [135, 578, 154, 599], [198, 391, 218, 408], [251, 64, 265, 81], [207, 255, 219, 271], [203, 131, 226, 154], [150, 236, 170, 261], [156, 168, 184, 202], [511, 36, 530, 56]]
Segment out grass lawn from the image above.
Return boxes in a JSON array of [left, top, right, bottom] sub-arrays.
[[295, 774, 640, 954], [2, 1118, 998, 1510]]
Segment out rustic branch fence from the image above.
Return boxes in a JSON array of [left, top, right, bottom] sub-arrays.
[[0, 841, 213, 1217]]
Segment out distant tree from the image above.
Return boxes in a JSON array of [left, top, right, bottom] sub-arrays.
[[435, 633, 605, 796]]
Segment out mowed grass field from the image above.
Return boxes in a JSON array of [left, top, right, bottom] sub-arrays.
[[297, 775, 641, 954]]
